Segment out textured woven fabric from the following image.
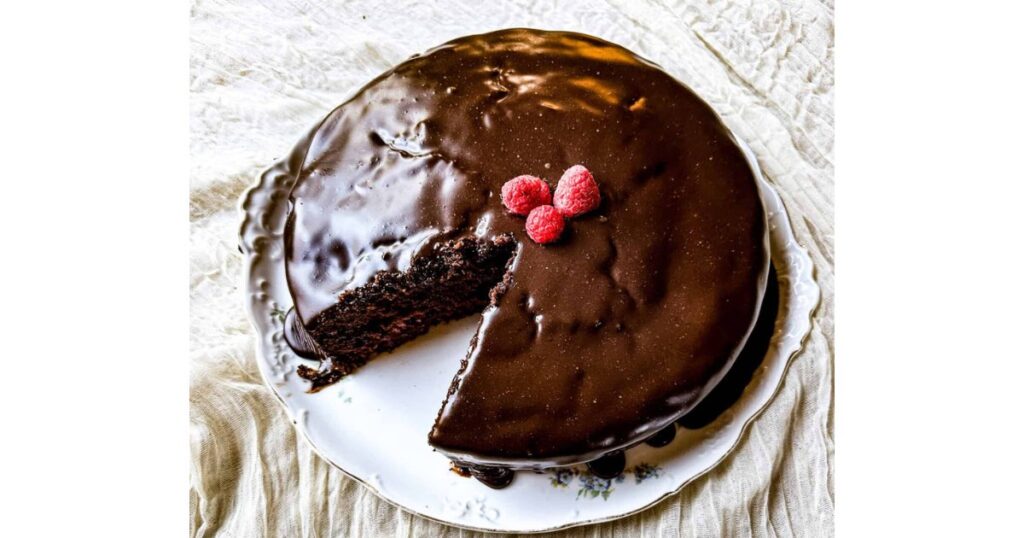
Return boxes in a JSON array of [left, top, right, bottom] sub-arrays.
[[189, 1, 834, 535]]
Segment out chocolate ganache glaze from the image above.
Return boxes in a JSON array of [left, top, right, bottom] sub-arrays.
[[283, 29, 769, 476]]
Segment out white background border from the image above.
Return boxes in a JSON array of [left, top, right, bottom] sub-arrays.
[[839, 1, 1024, 535], [2, 2, 187, 536]]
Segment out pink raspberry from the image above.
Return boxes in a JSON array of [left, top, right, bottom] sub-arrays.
[[500, 175, 552, 215], [525, 205, 565, 244], [553, 165, 600, 217]]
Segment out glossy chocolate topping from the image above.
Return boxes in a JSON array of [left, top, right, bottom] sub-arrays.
[[284, 29, 768, 467]]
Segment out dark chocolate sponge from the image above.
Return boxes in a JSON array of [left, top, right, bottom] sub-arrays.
[[282, 29, 768, 471]]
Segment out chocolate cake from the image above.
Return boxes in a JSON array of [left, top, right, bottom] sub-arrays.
[[280, 29, 769, 487]]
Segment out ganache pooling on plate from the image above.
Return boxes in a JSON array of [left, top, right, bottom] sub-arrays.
[[281, 29, 769, 487]]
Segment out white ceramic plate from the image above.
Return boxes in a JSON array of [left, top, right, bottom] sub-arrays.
[[239, 137, 819, 533]]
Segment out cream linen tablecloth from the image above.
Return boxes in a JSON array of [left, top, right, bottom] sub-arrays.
[[190, 1, 834, 535]]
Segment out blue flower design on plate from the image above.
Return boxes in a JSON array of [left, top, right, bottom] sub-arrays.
[[577, 472, 622, 500], [632, 463, 663, 484], [548, 463, 664, 500], [550, 469, 575, 488]]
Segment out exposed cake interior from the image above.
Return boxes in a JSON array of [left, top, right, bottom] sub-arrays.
[[294, 234, 517, 391]]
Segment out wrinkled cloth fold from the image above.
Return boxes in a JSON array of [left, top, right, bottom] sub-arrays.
[[190, 1, 834, 536]]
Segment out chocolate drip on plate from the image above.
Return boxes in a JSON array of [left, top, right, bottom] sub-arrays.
[[644, 424, 677, 448], [467, 466, 515, 489], [586, 451, 626, 479], [449, 463, 473, 477], [283, 307, 321, 360]]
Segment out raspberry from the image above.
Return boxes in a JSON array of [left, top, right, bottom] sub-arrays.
[[525, 205, 565, 244], [500, 175, 551, 215], [553, 165, 600, 217]]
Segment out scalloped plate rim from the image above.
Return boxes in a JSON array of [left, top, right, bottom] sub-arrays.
[[237, 134, 820, 533]]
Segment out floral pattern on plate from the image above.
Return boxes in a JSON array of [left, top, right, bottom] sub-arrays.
[[549, 464, 665, 500]]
